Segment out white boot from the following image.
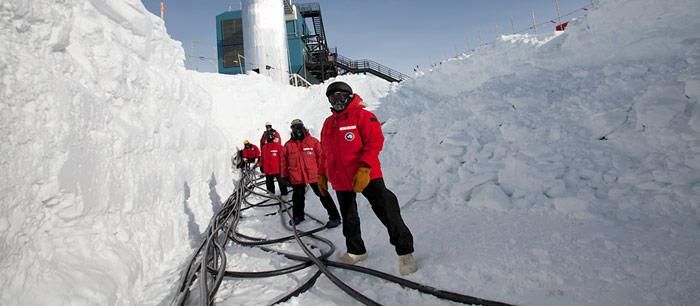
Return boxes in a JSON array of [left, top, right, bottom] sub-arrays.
[[336, 252, 368, 265], [399, 254, 417, 275]]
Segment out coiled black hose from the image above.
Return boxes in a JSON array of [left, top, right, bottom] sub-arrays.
[[171, 165, 515, 306]]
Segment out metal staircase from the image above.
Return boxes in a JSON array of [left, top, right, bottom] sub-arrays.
[[282, 0, 293, 14], [297, 3, 337, 81], [296, 2, 409, 83], [335, 53, 410, 83]]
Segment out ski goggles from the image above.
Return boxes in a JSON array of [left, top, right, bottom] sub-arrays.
[[327, 91, 352, 104]]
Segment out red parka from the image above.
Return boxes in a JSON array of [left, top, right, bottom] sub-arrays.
[[241, 144, 260, 160], [319, 94, 384, 191], [283, 133, 322, 185], [260, 141, 284, 175]]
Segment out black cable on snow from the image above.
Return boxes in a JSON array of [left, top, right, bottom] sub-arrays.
[[269, 270, 323, 305], [322, 261, 516, 306], [219, 168, 380, 305], [199, 203, 234, 305], [220, 261, 314, 278], [278, 198, 380, 305], [194, 169, 325, 304], [253, 246, 516, 306], [237, 168, 513, 305], [172, 164, 515, 306], [171, 189, 243, 305], [207, 240, 227, 302], [230, 225, 326, 246], [175, 172, 249, 306]]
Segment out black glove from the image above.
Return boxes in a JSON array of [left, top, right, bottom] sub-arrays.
[[260, 166, 264, 173]]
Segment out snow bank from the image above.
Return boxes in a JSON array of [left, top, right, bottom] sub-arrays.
[[1, 0, 232, 304], [192, 72, 395, 147], [375, 0, 700, 304], [380, 0, 700, 222]]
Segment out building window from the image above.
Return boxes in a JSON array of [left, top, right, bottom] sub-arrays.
[[221, 18, 244, 68], [286, 20, 297, 36], [221, 19, 243, 44], [223, 45, 244, 68]]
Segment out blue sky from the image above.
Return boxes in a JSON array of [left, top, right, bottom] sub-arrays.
[[141, 0, 591, 74]]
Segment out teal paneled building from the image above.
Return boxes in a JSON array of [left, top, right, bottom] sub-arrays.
[[216, 8, 308, 76]]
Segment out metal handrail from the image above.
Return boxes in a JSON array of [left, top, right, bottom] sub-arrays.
[[289, 74, 312, 87], [296, 3, 321, 13], [335, 54, 410, 82]]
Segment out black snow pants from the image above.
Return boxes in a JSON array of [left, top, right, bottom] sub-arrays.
[[335, 178, 414, 256], [265, 174, 288, 195], [292, 183, 340, 221]]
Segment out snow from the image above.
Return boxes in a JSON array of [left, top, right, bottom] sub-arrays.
[[191, 72, 394, 146], [1, 0, 231, 304], [1, 0, 699, 305]]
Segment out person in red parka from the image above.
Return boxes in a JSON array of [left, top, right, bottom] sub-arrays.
[[241, 140, 260, 166], [259, 122, 281, 149], [282, 119, 340, 228], [260, 131, 288, 196], [318, 81, 417, 275]]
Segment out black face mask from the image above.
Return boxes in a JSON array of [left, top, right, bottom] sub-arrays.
[[291, 125, 306, 140], [266, 130, 275, 142], [328, 92, 352, 113], [244, 144, 251, 149]]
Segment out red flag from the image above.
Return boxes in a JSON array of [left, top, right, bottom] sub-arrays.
[[555, 22, 569, 31]]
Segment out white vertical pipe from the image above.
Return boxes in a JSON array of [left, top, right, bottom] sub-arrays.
[[241, 0, 289, 84]]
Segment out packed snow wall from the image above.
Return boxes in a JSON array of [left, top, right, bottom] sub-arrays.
[[377, 0, 700, 222], [241, 0, 290, 84], [0, 0, 233, 304]]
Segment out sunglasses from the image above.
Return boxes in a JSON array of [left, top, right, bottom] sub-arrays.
[[328, 91, 351, 104]]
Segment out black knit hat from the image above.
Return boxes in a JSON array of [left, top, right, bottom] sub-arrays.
[[325, 81, 353, 97]]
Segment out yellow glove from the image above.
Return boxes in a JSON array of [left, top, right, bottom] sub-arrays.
[[317, 175, 328, 196], [352, 167, 371, 193]]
